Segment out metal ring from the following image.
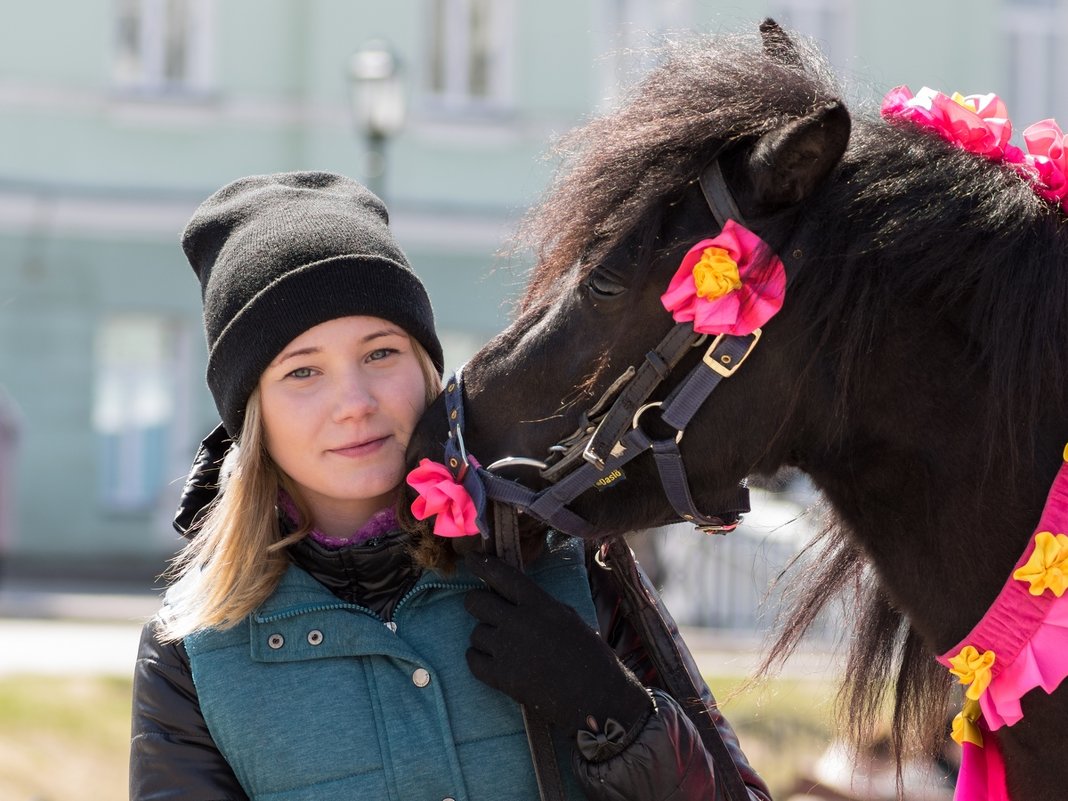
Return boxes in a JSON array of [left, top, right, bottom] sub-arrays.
[[484, 455, 550, 473], [594, 545, 611, 570], [631, 402, 683, 444]]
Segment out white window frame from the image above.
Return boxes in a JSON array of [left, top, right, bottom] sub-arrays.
[[113, 0, 216, 96], [1002, 0, 1068, 128], [423, 0, 516, 114]]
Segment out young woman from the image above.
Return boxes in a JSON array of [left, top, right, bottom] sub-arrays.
[[129, 171, 771, 801]]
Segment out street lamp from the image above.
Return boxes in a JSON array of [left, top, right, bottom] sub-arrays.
[[348, 40, 406, 200]]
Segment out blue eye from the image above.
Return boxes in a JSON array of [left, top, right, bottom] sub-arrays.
[[287, 367, 315, 379], [368, 348, 398, 362]]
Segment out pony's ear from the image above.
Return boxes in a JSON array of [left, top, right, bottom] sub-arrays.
[[759, 18, 802, 67], [744, 100, 850, 214]]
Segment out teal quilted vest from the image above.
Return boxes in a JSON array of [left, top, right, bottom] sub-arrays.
[[182, 538, 595, 801]]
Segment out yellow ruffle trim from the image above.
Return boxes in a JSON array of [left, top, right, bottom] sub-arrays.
[[948, 646, 996, 701], [1013, 531, 1068, 597]]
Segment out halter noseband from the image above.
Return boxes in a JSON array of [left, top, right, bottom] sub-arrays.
[[437, 157, 760, 539]]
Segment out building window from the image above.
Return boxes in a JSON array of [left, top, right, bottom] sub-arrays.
[[1003, 0, 1066, 128], [93, 315, 192, 512], [425, 0, 514, 111], [113, 0, 215, 95], [768, 0, 853, 73]]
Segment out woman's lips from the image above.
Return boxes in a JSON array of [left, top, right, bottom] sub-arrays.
[[329, 436, 390, 458]]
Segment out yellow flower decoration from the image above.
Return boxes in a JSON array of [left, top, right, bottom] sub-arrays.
[[948, 646, 996, 700], [692, 246, 742, 301], [1062, 441, 1068, 462], [1013, 531, 1068, 597], [951, 697, 984, 748]]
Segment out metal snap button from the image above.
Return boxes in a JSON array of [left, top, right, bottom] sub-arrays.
[[412, 668, 431, 687], [307, 629, 324, 646], [267, 633, 285, 650]]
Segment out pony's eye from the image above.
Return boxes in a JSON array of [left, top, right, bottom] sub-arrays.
[[586, 269, 628, 299]]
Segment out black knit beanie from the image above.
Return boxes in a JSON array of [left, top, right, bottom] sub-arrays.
[[182, 171, 444, 436]]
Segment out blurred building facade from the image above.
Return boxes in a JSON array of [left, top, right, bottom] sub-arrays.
[[0, 0, 1058, 577]]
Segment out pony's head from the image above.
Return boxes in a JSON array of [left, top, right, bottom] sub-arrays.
[[407, 25, 857, 542]]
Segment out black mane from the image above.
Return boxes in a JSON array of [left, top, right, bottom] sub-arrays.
[[798, 119, 1068, 459]]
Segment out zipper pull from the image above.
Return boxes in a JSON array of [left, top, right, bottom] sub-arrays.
[[385, 621, 397, 633]]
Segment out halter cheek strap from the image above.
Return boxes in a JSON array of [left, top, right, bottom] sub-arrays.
[[700, 158, 746, 227], [440, 370, 491, 537]]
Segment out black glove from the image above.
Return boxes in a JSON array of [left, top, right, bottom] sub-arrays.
[[464, 553, 653, 739]]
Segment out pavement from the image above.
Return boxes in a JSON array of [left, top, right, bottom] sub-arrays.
[[0, 576, 841, 681], [0, 577, 161, 677]]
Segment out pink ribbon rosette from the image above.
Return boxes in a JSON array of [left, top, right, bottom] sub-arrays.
[[881, 85, 1023, 163], [1021, 119, 1068, 207], [660, 219, 786, 336], [406, 458, 480, 538]]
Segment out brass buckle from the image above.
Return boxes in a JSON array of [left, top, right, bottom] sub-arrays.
[[702, 329, 762, 378]]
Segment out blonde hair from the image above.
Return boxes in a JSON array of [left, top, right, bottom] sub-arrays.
[[158, 336, 442, 641]]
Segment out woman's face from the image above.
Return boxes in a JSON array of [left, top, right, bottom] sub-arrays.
[[258, 315, 429, 536]]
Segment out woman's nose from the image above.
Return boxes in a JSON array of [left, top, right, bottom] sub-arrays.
[[332, 374, 377, 421]]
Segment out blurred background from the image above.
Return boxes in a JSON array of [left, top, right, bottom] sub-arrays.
[[0, 0, 1062, 798]]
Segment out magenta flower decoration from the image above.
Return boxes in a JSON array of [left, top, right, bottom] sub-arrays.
[[1022, 119, 1068, 207], [406, 458, 480, 538], [660, 219, 786, 336], [881, 85, 1023, 163]]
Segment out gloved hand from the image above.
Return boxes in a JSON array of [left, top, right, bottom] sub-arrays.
[[464, 553, 653, 739]]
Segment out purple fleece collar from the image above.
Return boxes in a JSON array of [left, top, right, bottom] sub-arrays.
[[278, 491, 398, 550]]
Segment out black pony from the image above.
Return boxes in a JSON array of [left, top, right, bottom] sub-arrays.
[[406, 22, 1068, 800]]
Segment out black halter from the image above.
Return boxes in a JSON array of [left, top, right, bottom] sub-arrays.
[[438, 157, 757, 540]]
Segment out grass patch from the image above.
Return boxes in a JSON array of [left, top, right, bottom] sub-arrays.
[[0, 674, 132, 801], [712, 674, 838, 798]]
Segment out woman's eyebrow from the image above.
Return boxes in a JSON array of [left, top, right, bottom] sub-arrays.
[[272, 328, 405, 366], [362, 327, 406, 343], [272, 346, 321, 366]]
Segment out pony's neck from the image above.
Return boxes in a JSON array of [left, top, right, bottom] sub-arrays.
[[805, 433, 1055, 653]]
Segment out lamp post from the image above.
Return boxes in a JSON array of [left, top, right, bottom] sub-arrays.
[[348, 40, 406, 201]]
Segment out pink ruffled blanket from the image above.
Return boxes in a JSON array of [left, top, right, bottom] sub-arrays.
[[937, 455, 1068, 801]]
